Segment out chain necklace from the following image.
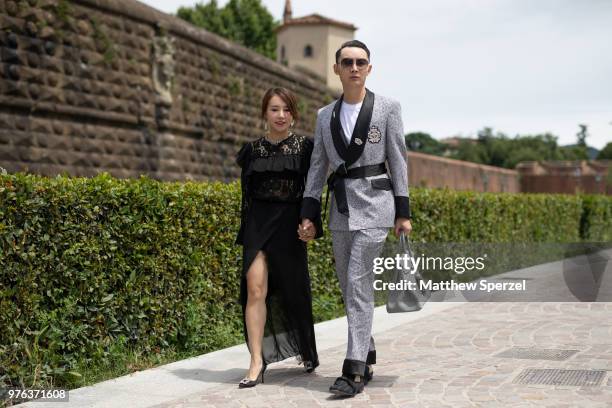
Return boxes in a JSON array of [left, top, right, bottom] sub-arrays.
[[264, 131, 293, 145]]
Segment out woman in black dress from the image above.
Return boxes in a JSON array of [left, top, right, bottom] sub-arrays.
[[235, 87, 321, 388]]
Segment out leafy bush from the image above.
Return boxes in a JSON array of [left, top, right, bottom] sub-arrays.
[[1, 173, 610, 389]]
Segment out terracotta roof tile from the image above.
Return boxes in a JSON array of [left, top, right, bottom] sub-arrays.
[[276, 13, 357, 32]]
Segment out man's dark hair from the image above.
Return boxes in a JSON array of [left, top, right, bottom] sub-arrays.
[[335, 40, 370, 63]]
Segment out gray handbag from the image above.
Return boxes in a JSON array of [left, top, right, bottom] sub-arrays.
[[386, 232, 431, 313]]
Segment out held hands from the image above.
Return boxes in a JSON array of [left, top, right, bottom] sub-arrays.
[[298, 219, 316, 242], [299, 218, 410, 239], [394, 217, 412, 237]]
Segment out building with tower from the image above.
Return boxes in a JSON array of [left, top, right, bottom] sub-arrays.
[[275, 0, 357, 93]]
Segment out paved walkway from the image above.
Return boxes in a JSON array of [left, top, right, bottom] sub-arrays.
[[152, 302, 612, 408], [16, 249, 612, 408]]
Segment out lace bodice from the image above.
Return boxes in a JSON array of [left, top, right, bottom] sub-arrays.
[[235, 133, 317, 245], [238, 133, 313, 203]]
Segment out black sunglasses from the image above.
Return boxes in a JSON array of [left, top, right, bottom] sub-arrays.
[[340, 58, 369, 69]]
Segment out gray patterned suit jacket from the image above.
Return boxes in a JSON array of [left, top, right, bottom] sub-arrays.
[[301, 89, 411, 232]]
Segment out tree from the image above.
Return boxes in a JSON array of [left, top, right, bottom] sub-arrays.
[[441, 127, 595, 168], [559, 145, 588, 160], [177, 0, 225, 34], [177, 0, 278, 59], [404, 132, 445, 155], [452, 140, 489, 164], [508, 133, 564, 163], [576, 124, 588, 147], [596, 142, 612, 160], [402, 126, 598, 168], [503, 147, 542, 169], [477, 127, 495, 141]]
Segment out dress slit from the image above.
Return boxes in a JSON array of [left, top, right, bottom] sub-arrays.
[[239, 200, 318, 367]]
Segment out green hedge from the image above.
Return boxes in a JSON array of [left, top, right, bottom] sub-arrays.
[[0, 172, 610, 389], [580, 194, 612, 242]]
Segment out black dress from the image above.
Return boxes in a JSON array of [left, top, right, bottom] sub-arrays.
[[236, 133, 321, 368]]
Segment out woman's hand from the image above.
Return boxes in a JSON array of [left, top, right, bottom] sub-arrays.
[[298, 219, 316, 242]]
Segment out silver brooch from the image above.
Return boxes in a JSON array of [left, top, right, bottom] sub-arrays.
[[354, 138, 363, 145], [367, 126, 382, 143]]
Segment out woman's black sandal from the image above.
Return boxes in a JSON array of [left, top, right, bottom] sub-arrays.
[[297, 355, 319, 373], [304, 361, 316, 373], [238, 363, 267, 388]]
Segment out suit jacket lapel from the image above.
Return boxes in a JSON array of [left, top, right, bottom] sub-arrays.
[[329, 88, 376, 166], [330, 96, 348, 161], [345, 88, 375, 166]]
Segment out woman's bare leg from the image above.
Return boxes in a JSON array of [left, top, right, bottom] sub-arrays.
[[244, 250, 268, 379]]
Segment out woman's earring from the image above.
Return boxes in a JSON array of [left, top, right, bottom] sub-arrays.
[[264, 122, 269, 132], [290, 120, 295, 128]]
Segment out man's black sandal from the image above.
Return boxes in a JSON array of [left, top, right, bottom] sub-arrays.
[[364, 350, 376, 385], [364, 365, 373, 385], [330, 358, 367, 396], [329, 375, 364, 397]]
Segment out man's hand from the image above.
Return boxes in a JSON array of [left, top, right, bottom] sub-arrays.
[[394, 217, 412, 237], [298, 219, 316, 242]]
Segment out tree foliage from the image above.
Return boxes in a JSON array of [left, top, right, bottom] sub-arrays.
[[177, 0, 278, 59], [405, 132, 445, 156], [406, 127, 593, 169], [597, 142, 612, 160], [576, 124, 588, 147]]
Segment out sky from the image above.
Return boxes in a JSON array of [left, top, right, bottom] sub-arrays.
[[140, 0, 612, 149]]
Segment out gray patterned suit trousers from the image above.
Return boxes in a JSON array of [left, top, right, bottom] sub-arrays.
[[331, 228, 388, 363]]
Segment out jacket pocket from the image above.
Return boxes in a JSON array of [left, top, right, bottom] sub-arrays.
[[371, 177, 393, 191]]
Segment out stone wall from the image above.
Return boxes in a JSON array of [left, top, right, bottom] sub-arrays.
[[2, 0, 579, 196], [408, 151, 520, 193], [517, 161, 612, 195], [0, 0, 336, 181]]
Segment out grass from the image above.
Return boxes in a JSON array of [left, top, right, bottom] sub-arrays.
[[16, 296, 347, 391]]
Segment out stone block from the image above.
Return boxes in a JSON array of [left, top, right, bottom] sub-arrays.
[[0, 144, 19, 161]]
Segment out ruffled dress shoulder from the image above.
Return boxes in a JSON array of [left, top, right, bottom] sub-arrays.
[[248, 134, 312, 174], [236, 141, 253, 169]]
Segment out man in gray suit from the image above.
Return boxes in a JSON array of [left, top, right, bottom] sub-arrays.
[[299, 40, 412, 397]]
